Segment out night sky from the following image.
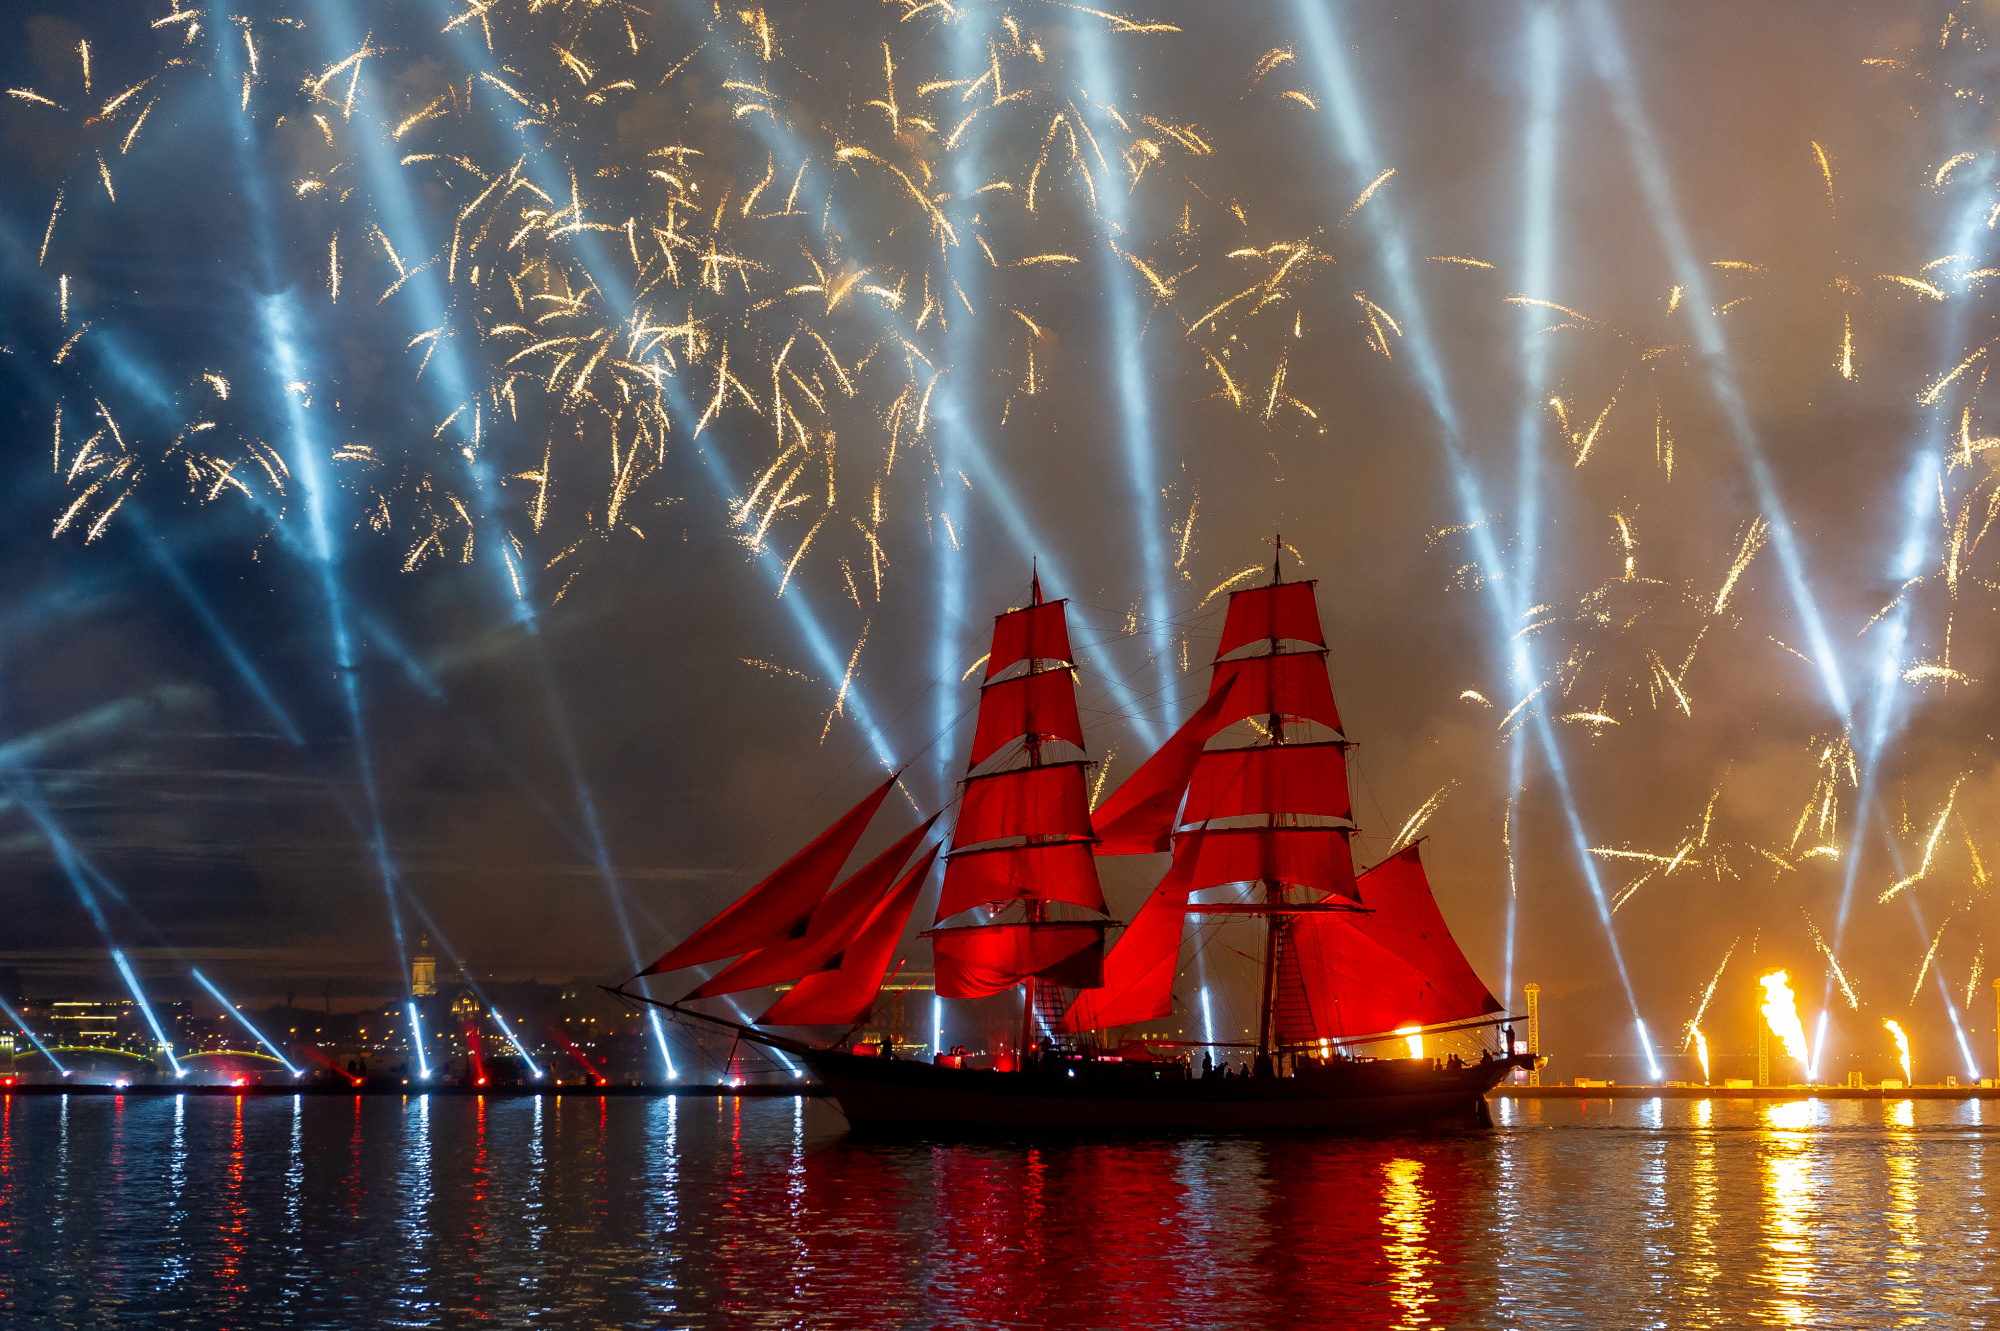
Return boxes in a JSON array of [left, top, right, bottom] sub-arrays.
[[3, 1, 1996, 1075]]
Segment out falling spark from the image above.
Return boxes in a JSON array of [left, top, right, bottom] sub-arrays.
[[1344, 167, 1394, 220], [1686, 944, 1739, 1042], [1810, 140, 1835, 216], [1389, 782, 1454, 853], [1881, 777, 1964, 902], [1712, 517, 1770, 615], [1804, 911, 1860, 1009], [1909, 919, 1950, 1005]]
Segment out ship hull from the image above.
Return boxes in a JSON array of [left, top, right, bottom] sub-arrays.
[[802, 1050, 1530, 1133]]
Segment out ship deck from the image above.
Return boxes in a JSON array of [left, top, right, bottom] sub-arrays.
[[804, 1049, 1533, 1133]]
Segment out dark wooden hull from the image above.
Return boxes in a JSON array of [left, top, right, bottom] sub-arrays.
[[801, 1051, 1530, 1133]]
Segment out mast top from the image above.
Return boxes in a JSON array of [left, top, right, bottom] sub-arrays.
[[1272, 533, 1284, 584], [1031, 560, 1043, 606]]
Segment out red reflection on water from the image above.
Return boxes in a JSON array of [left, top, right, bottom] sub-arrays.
[[214, 1093, 249, 1308], [751, 1129, 1500, 1329], [0, 1095, 12, 1301], [462, 1095, 490, 1319]]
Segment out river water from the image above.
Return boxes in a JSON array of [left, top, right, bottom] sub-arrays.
[[0, 1092, 1993, 1328]]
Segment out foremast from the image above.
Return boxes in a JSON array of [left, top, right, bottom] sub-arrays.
[[929, 575, 1111, 1062]]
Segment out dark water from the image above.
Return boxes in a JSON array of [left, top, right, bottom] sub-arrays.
[[1, 1092, 1994, 1328]]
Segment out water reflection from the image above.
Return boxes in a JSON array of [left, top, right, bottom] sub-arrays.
[[1381, 1157, 1434, 1326], [1, 1095, 1996, 1327], [1884, 1098, 1920, 1317], [1762, 1099, 1819, 1324]]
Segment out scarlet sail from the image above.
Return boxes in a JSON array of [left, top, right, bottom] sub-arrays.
[[933, 921, 1106, 999], [954, 762, 1092, 848], [1060, 845, 1200, 1031], [683, 813, 940, 1000], [1182, 743, 1351, 825], [969, 670, 1087, 767], [1273, 845, 1502, 1042], [639, 553, 1525, 1126], [640, 773, 896, 975], [759, 844, 941, 1026], [1207, 652, 1343, 734], [1176, 825, 1358, 901], [986, 595, 1074, 679], [1090, 675, 1238, 855], [935, 840, 1105, 920], [1216, 579, 1325, 657]]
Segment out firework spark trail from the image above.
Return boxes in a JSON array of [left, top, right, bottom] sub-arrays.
[[1832, 143, 1999, 1019], [1299, 0, 1652, 1071], [1685, 936, 1737, 1043], [698, 5, 1166, 758], [1584, 0, 1852, 724]]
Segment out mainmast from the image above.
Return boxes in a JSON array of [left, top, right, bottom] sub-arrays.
[[929, 576, 1111, 1060], [1065, 540, 1359, 1066]]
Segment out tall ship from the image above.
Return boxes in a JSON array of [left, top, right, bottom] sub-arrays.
[[616, 548, 1531, 1130]]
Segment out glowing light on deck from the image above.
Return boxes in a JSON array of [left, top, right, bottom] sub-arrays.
[[1693, 1028, 1711, 1083], [1396, 1025, 1423, 1059]]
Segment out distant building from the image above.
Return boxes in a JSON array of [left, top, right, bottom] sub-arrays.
[[411, 939, 437, 997]]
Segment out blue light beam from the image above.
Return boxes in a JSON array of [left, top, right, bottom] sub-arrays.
[[191, 969, 303, 1077]]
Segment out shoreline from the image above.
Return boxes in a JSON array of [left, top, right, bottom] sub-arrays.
[[1491, 1084, 1999, 1100], [0, 1082, 825, 1099]]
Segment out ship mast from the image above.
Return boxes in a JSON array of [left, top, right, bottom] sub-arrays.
[[928, 574, 1112, 1056], [1022, 574, 1049, 1061], [1064, 537, 1360, 1065], [1257, 534, 1284, 1066]]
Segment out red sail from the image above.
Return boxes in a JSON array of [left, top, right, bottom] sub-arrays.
[[759, 844, 941, 1026], [1207, 653, 1343, 734], [1182, 743, 1351, 825], [640, 773, 896, 975], [1090, 675, 1239, 856], [986, 600, 1074, 678], [953, 762, 1092, 849], [1217, 580, 1325, 657], [935, 840, 1105, 921], [969, 670, 1086, 767], [683, 814, 940, 1000], [1273, 845, 1501, 1041], [1061, 846, 1200, 1031], [1174, 825, 1358, 901], [932, 921, 1106, 999]]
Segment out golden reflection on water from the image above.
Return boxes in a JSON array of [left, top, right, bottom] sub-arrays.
[[1763, 1100, 1817, 1326], [1885, 1100, 1919, 1317], [1381, 1157, 1433, 1327], [1685, 1101, 1719, 1313]]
